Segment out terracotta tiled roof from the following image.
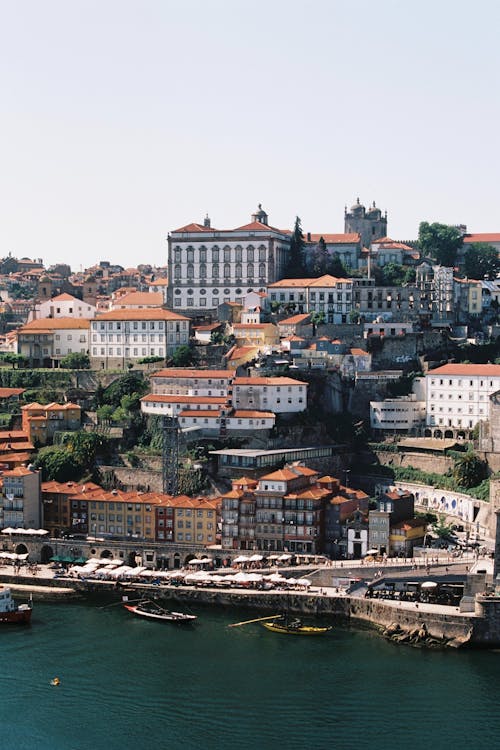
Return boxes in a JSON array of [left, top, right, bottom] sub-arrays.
[[278, 313, 311, 325], [428, 364, 500, 376], [259, 468, 302, 482], [269, 274, 351, 288], [171, 223, 217, 233], [112, 291, 164, 307], [304, 233, 360, 244], [0, 388, 25, 398], [234, 376, 307, 386], [19, 317, 90, 331], [463, 233, 500, 243], [141, 394, 227, 404], [96, 308, 188, 321], [152, 369, 235, 379]]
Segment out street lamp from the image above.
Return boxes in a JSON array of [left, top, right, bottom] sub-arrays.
[[344, 469, 351, 488]]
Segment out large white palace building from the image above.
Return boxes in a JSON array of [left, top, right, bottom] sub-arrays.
[[166, 205, 291, 314]]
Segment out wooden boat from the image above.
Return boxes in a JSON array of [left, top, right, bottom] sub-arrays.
[[0, 586, 32, 624], [262, 617, 331, 636], [123, 600, 197, 624]]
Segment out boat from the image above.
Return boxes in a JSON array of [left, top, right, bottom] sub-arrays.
[[262, 616, 331, 636], [0, 586, 32, 624], [123, 599, 197, 624]]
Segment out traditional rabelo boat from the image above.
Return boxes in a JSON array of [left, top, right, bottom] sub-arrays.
[[123, 599, 197, 624], [0, 586, 32, 624], [261, 616, 332, 636]]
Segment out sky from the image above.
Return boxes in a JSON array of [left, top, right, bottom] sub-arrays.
[[0, 0, 499, 270]]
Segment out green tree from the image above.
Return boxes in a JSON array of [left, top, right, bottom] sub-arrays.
[[170, 345, 195, 367], [327, 253, 349, 278], [453, 450, 487, 488], [0, 353, 27, 369], [431, 513, 455, 539], [309, 236, 329, 276], [33, 446, 80, 481], [310, 311, 325, 336], [285, 216, 307, 277], [349, 309, 361, 324], [59, 352, 90, 369], [102, 373, 148, 407], [418, 222, 463, 266], [463, 243, 500, 280]]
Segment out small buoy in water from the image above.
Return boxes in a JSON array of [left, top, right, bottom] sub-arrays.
[[50, 677, 60, 686]]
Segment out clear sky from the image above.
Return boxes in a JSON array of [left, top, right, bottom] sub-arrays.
[[1, 0, 499, 270]]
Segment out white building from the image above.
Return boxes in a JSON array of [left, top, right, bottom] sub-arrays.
[[233, 377, 308, 413], [89, 309, 190, 369], [149, 369, 236, 397], [17, 318, 90, 366], [35, 293, 96, 320], [110, 291, 164, 310], [370, 394, 426, 432], [268, 275, 353, 323], [140, 394, 228, 416], [166, 205, 290, 314], [426, 363, 500, 431]]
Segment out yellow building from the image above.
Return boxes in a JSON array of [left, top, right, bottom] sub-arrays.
[[389, 518, 426, 555]]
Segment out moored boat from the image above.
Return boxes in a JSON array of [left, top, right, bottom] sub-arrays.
[[0, 586, 32, 624], [124, 600, 197, 624], [262, 617, 331, 636]]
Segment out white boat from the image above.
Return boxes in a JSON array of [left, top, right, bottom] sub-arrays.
[[124, 600, 197, 623]]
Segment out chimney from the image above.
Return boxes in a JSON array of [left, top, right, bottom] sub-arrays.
[[307, 232, 311, 241]]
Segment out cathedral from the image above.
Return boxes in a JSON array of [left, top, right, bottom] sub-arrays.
[[344, 198, 388, 248]]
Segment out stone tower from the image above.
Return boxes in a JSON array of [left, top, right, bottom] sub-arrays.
[[251, 203, 269, 226], [344, 198, 387, 248]]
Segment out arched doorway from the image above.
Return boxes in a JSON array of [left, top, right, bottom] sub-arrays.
[[40, 545, 54, 564], [14, 543, 28, 555], [434, 429, 442, 439], [184, 554, 196, 566], [100, 550, 113, 559], [424, 429, 432, 437], [173, 553, 181, 569], [444, 430, 453, 439]]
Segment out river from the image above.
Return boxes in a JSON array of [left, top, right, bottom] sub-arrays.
[[1, 599, 499, 750]]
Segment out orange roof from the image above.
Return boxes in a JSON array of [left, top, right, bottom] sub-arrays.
[[292, 466, 318, 476], [2, 466, 37, 477], [0, 431, 29, 441], [234, 221, 285, 233], [260, 468, 302, 482], [269, 274, 351, 288], [429, 364, 500, 376], [233, 476, 258, 487], [278, 313, 311, 325], [152, 368, 235, 379], [171, 223, 217, 233], [49, 293, 81, 302], [149, 278, 168, 286], [0, 388, 25, 398], [233, 323, 273, 330], [19, 317, 90, 331], [463, 233, 500, 244], [234, 376, 307, 386], [304, 233, 360, 244], [350, 348, 367, 356], [141, 394, 227, 404], [112, 291, 164, 307], [96, 308, 188, 321]]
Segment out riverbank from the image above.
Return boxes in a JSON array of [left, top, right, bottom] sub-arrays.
[[2, 563, 496, 648]]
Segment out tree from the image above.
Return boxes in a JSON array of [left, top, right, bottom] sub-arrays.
[[418, 222, 463, 267], [463, 243, 500, 280], [349, 309, 360, 324], [33, 446, 80, 481], [101, 373, 148, 407], [452, 450, 487, 488], [310, 311, 325, 336], [431, 513, 455, 539], [0, 353, 27, 369], [170, 345, 196, 367], [309, 236, 329, 276], [285, 216, 307, 278], [327, 253, 349, 278], [59, 352, 90, 369]]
